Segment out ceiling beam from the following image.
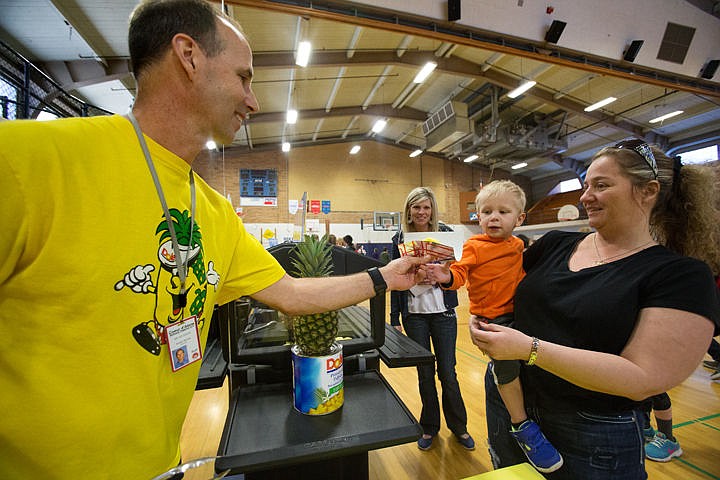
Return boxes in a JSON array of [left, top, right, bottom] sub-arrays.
[[228, 0, 720, 98], [248, 104, 427, 123], [252, 50, 643, 138]]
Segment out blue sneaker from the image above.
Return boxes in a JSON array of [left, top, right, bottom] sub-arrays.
[[510, 420, 563, 473], [645, 432, 682, 462], [643, 426, 657, 442], [456, 433, 475, 450], [417, 434, 433, 451]]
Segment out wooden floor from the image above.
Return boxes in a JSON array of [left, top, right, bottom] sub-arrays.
[[180, 290, 720, 479]]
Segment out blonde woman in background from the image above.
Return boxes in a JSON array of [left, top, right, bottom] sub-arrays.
[[390, 187, 475, 451]]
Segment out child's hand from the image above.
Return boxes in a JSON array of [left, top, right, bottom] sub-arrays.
[[423, 263, 451, 285]]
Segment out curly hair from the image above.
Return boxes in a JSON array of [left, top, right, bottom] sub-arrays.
[[592, 143, 720, 273]]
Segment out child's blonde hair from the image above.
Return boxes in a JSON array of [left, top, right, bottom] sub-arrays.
[[474, 180, 527, 213]]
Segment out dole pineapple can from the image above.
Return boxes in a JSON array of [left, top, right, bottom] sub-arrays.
[[291, 342, 344, 415]]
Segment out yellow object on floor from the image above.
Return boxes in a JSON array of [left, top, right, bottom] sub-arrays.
[[462, 463, 545, 479]]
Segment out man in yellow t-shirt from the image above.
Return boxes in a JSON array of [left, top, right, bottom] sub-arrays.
[[0, 1, 426, 478]]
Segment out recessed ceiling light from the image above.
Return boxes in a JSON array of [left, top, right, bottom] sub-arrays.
[[350, 145, 361, 154], [511, 162, 528, 170], [282, 142, 291, 152], [286, 109, 298, 124], [463, 154, 479, 163], [206, 140, 217, 150], [409, 149, 423, 157]]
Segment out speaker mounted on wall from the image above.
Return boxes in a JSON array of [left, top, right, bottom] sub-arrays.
[[623, 40, 644, 62], [448, 0, 461, 21], [544, 20, 567, 44], [700, 59, 719, 79]]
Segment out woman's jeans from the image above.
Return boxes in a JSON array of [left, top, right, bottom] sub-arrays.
[[403, 310, 468, 437], [485, 365, 647, 479]]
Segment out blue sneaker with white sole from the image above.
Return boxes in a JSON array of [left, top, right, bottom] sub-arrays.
[[510, 420, 564, 473], [645, 432, 682, 462]]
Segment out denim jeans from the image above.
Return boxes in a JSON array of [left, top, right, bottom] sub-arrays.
[[485, 365, 647, 479], [403, 310, 468, 437]]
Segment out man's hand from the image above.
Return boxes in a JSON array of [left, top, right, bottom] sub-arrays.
[[379, 255, 432, 291]]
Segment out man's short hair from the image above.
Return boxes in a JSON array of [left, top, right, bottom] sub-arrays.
[[129, 0, 225, 79]]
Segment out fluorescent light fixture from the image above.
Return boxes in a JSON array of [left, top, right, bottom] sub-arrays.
[[350, 145, 361, 154], [511, 162, 528, 170], [463, 154, 479, 163], [413, 62, 437, 83], [584, 96, 617, 112], [507, 80, 536, 99], [371, 119, 387, 133], [205, 140, 217, 150], [296, 41, 312, 67], [286, 109, 298, 124], [649, 110, 683, 124], [409, 149, 423, 157], [282, 142, 291, 152]]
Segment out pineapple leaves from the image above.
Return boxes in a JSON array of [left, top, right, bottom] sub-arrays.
[[156, 209, 202, 246], [290, 234, 333, 278], [290, 234, 338, 356]]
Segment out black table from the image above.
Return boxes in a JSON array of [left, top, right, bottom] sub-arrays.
[[216, 370, 421, 479]]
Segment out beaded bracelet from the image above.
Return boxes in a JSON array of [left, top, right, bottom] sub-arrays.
[[526, 337, 540, 365]]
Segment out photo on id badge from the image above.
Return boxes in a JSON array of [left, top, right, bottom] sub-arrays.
[[167, 316, 202, 372]]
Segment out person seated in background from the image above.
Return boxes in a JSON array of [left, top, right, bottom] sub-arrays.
[[343, 235, 356, 251]]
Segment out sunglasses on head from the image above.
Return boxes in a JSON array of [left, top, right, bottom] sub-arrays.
[[614, 139, 658, 179]]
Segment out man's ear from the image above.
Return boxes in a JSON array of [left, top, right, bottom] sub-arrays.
[[171, 33, 200, 77]]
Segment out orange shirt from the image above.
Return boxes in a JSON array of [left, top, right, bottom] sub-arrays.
[[446, 234, 525, 319]]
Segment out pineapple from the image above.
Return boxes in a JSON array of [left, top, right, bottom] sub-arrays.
[[289, 234, 338, 356]]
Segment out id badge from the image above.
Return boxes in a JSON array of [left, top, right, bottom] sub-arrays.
[[165, 315, 202, 372]]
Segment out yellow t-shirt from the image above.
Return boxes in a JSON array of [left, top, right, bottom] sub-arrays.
[[0, 115, 285, 479]]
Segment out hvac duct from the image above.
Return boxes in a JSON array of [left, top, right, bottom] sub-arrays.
[[422, 101, 472, 152]]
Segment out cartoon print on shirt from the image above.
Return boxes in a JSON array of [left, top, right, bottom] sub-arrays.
[[115, 208, 220, 355]]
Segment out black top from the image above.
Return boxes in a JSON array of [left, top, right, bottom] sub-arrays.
[[515, 230, 720, 413]]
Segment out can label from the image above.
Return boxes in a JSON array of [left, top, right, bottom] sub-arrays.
[[291, 342, 344, 415]]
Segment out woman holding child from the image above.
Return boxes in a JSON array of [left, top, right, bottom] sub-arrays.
[[469, 140, 720, 479]]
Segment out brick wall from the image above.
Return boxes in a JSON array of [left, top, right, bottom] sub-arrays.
[[193, 140, 538, 226]]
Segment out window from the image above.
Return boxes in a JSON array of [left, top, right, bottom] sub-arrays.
[[0, 78, 17, 120], [679, 145, 719, 165], [547, 178, 581, 195]]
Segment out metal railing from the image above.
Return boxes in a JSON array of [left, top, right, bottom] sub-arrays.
[[0, 39, 112, 120]]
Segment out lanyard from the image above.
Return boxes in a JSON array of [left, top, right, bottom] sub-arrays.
[[126, 112, 196, 307]]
